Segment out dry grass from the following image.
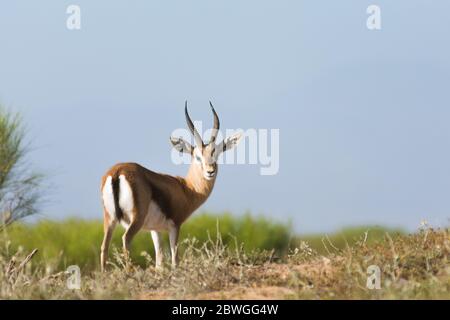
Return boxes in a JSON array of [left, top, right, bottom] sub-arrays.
[[0, 226, 449, 299]]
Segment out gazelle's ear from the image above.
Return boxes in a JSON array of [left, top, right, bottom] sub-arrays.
[[170, 136, 193, 154], [217, 132, 243, 154]]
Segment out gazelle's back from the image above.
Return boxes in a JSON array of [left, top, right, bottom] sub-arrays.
[[101, 162, 188, 230]]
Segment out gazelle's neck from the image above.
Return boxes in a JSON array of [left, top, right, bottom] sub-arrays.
[[184, 162, 216, 210]]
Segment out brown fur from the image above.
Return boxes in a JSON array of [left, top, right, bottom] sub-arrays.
[[99, 160, 217, 271], [100, 162, 215, 227]]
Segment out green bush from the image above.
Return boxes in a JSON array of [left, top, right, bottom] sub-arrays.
[[0, 212, 403, 272], [292, 225, 404, 254], [0, 213, 292, 271]]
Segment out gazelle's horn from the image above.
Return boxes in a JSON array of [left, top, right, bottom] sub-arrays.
[[209, 101, 220, 143], [185, 101, 204, 147]]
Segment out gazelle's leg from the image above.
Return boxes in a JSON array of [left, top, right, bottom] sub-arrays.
[[168, 222, 180, 268], [151, 230, 163, 269], [100, 211, 116, 272], [122, 221, 142, 258], [119, 174, 143, 260]]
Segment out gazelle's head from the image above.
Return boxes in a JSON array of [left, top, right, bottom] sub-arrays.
[[170, 101, 243, 181]]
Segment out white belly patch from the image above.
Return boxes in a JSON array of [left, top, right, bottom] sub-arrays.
[[142, 200, 170, 231]]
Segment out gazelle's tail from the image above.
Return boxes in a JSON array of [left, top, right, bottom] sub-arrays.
[[111, 175, 123, 221]]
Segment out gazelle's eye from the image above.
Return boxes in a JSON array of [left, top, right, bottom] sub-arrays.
[[195, 155, 202, 162]]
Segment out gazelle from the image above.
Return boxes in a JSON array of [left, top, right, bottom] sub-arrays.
[[100, 102, 242, 271]]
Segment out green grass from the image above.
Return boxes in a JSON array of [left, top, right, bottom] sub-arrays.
[[0, 222, 448, 299], [293, 225, 404, 255], [0, 213, 292, 271], [0, 213, 402, 272]]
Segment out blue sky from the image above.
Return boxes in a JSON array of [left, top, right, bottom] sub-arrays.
[[0, 1, 449, 233]]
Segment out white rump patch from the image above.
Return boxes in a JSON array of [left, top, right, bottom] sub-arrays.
[[102, 176, 116, 221], [118, 175, 134, 225]]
